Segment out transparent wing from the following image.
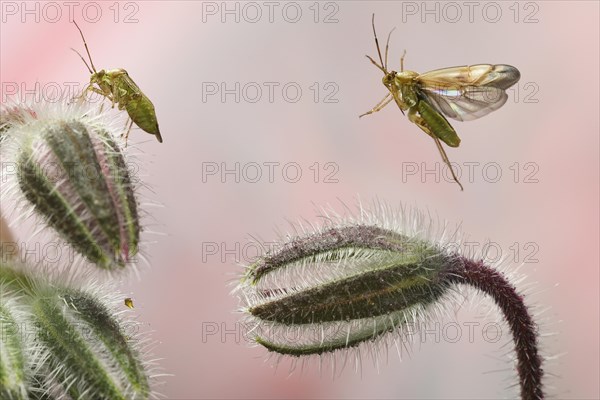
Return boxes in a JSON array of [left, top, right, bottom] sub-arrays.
[[418, 85, 508, 122], [419, 64, 520, 89], [416, 64, 519, 121]]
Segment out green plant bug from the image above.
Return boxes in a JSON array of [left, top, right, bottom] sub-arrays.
[[360, 15, 520, 190], [124, 297, 134, 309], [71, 21, 163, 144]]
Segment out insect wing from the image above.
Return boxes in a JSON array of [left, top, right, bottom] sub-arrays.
[[418, 64, 519, 89], [118, 73, 163, 142], [416, 64, 520, 122], [418, 85, 509, 122]]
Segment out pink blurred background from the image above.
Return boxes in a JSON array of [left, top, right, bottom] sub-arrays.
[[1, 1, 598, 398]]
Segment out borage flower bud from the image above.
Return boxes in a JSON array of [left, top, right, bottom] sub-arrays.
[[0, 282, 29, 400], [1, 103, 140, 270], [0, 262, 157, 399], [236, 205, 544, 400], [240, 224, 453, 355], [0, 105, 37, 137]]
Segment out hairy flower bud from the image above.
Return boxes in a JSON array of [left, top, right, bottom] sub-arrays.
[[0, 284, 28, 400], [235, 204, 544, 399], [0, 262, 157, 399], [1, 103, 140, 270], [239, 223, 457, 355]]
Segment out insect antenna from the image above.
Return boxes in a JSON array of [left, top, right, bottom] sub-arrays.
[[73, 21, 97, 73], [368, 14, 387, 74], [384, 27, 396, 71], [70, 48, 93, 74], [400, 50, 406, 72]]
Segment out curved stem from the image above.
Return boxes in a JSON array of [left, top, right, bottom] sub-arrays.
[[445, 257, 544, 400]]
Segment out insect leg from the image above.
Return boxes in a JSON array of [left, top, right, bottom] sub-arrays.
[[70, 84, 92, 104], [389, 91, 407, 116], [359, 93, 393, 118], [432, 136, 464, 191], [122, 117, 130, 133], [122, 119, 134, 147], [407, 108, 464, 191], [110, 83, 126, 109], [81, 85, 112, 105], [73, 85, 113, 113], [407, 107, 434, 137]]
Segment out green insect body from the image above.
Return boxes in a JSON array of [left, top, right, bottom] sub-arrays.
[[124, 90, 161, 139], [72, 22, 162, 143], [361, 15, 520, 190], [417, 99, 460, 148]]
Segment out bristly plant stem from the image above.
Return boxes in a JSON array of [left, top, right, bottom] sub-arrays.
[[444, 257, 544, 400]]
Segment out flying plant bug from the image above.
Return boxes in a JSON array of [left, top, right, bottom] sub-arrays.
[[124, 297, 134, 309], [360, 15, 520, 190], [71, 21, 163, 144]]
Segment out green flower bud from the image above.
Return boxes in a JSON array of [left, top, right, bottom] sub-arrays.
[[0, 284, 29, 400], [0, 262, 157, 399], [1, 105, 35, 139], [239, 224, 456, 355], [1, 103, 140, 270], [236, 205, 544, 399]]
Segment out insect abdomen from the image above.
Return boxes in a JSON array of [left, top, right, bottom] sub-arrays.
[[417, 100, 460, 148], [125, 97, 163, 143]]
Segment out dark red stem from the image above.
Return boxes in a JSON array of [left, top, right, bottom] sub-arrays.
[[444, 257, 544, 400]]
